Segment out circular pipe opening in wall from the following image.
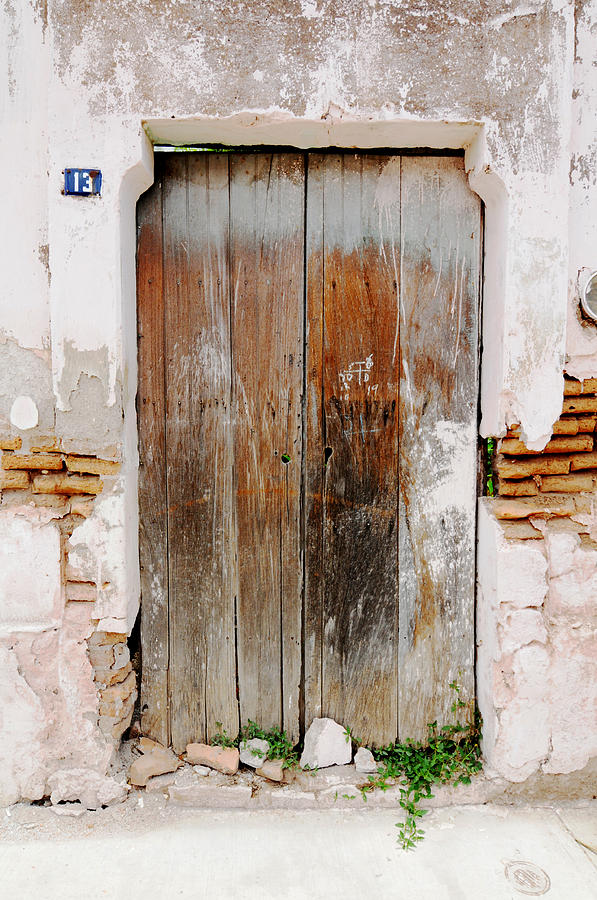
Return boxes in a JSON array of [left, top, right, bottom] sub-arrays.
[[580, 271, 597, 321]]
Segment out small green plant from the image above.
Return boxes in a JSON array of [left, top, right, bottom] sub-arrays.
[[486, 437, 496, 496], [343, 725, 353, 744], [360, 685, 482, 850], [240, 719, 299, 769], [211, 722, 237, 748]]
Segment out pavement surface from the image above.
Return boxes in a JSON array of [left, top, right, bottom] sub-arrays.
[[1, 800, 596, 899]]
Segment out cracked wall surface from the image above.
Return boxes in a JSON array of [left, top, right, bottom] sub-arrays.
[[0, 0, 597, 805]]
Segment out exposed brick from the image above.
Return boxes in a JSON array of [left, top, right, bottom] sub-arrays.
[[2, 452, 64, 471], [500, 521, 544, 540], [93, 661, 133, 688], [545, 518, 589, 535], [32, 473, 103, 495], [496, 455, 570, 478], [508, 420, 579, 436], [498, 478, 538, 496], [111, 701, 136, 739], [563, 376, 597, 395], [66, 456, 120, 476], [500, 435, 593, 455], [562, 396, 597, 414], [569, 452, 597, 471], [70, 495, 96, 517], [573, 495, 593, 514], [66, 581, 97, 602], [577, 416, 597, 432], [99, 670, 137, 716], [30, 437, 62, 452], [32, 495, 69, 510], [0, 436, 22, 451], [538, 473, 595, 493], [88, 631, 127, 648], [564, 376, 583, 396], [88, 644, 116, 668], [0, 470, 29, 490], [508, 417, 596, 436], [113, 643, 130, 669], [493, 495, 576, 519], [549, 419, 580, 436]]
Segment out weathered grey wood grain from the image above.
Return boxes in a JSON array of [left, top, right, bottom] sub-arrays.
[[230, 153, 304, 740], [306, 154, 400, 746], [398, 155, 481, 740], [138, 151, 480, 751], [137, 155, 169, 746], [304, 153, 325, 728], [164, 154, 237, 751]]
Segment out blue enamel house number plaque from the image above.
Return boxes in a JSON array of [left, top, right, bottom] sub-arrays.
[[63, 168, 102, 196]]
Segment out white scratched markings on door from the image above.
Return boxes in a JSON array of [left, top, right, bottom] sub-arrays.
[[338, 354, 374, 401]]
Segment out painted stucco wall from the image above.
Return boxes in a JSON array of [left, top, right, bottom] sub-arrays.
[[1, 0, 596, 803]]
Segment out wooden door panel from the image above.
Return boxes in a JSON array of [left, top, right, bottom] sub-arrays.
[[138, 150, 480, 751], [230, 154, 305, 741], [137, 155, 169, 746], [398, 155, 481, 740], [164, 154, 237, 752], [306, 154, 401, 746]]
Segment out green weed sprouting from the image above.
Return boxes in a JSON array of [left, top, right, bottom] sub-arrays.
[[211, 719, 299, 769], [360, 684, 483, 850], [486, 437, 496, 496], [212, 683, 482, 851]]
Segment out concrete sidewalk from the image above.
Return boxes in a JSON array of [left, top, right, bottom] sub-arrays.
[[1, 801, 596, 899]]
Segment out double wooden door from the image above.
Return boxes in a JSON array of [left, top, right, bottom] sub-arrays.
[[137, 151, 481, 753]]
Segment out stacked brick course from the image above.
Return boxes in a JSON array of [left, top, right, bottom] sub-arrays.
[[494, 375, 597, 542], [0, 436, 136, 743]]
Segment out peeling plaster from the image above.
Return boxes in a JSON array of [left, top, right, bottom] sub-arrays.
[[477, 501, 597, 782], [0, 339, 54, 438], [68, 490, 129, 630], [1, 0, 597, 803]]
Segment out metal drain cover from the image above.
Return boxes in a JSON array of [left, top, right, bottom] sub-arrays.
[[504, 860, 551, 895]]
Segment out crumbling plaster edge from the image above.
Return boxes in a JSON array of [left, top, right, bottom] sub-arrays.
[[118, 131, 153, 632]]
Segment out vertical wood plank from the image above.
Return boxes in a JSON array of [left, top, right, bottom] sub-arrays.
[[304, 154, 325, 728], [398, 155, 481, 740], [230, 153, 305, 740], [164, 154, 237, 751], [137, 156, 169, 746], [306, 154, 400, 745]]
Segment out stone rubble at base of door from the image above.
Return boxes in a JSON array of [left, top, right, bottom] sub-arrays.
[[38, 717, 394, 814], [123, 717, 382, 803]]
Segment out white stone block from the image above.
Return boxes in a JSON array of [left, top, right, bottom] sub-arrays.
[[0, 508, 61, 632], [354, 747, 377, 773], [497, 541, 547, 609], [499, 608, 547, 656], [48, 768, 128, 809], [546, 532, 579, 579], [239, 738, 269, 768], [300, 718, 352, 770], [0, 645, 46, 806], [493, 700, 550, 782]]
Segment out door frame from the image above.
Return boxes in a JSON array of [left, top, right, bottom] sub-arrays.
[[134, 134, 488, 747], [123, 115, 502, 748]]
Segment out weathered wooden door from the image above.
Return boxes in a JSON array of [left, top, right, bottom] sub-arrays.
[[137, 151, 481, 752]]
